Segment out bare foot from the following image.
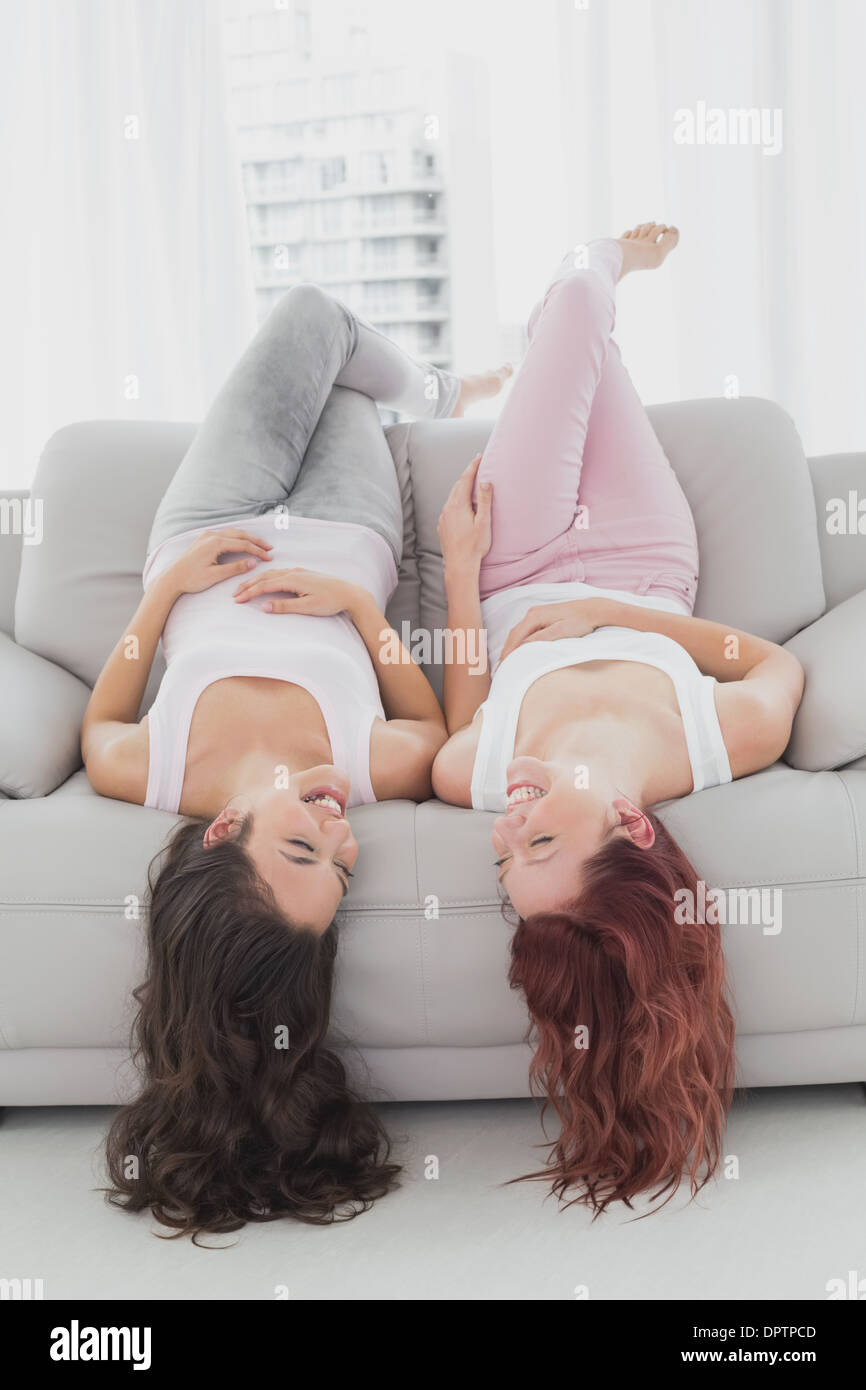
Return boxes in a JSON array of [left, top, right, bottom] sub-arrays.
[[451, 363, 514, 417], [617, 222, 679, 279]]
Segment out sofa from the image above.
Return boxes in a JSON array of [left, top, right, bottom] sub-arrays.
[[1, 394, 865, 1107]]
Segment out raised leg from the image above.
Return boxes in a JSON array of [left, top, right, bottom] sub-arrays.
[[286, 385, 404, 564], [148, 284, 458, 554], [476, 239, 623, 580], [477, 230, 697, 609]]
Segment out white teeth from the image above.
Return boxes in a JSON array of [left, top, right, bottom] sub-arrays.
[[506, 785, 546, 808], [304, 794, 343, 814]]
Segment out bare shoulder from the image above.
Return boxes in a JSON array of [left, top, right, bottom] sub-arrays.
[[82, 719, 149, 804], [369, 717, 447, 801], [431, 722, 480, 808]]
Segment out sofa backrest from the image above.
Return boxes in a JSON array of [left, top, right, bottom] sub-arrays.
[[10, 396, 826, 693], [390, 396, 826, 695], [808, 453, 866, 609]]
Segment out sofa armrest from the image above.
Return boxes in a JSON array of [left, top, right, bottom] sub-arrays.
[[0, 490, 27, 636], [783, 588, 866, 772], [809, 452, 866, 609], [0, 631, 90, 797]]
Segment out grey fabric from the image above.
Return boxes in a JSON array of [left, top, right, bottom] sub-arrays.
[[0, 491, 26, 636], [784, 589, 866, 771], [14, 421, 187, 688], [808, 451, 866, 609], [393, 400, 827, 684], [2, 400, 865, 1103], [148, 283, 458, 560], [0, 633, 90, 797], [0, 766, 864, 1071], [8, 1026, 866, 1108], [654, 398, 826, 640]]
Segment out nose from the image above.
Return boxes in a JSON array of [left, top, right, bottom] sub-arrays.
[[493, 807, 529, 842], [317, 813, 357, 856]]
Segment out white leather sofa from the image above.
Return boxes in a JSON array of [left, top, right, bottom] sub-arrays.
[[1, 396, 865, 1104]]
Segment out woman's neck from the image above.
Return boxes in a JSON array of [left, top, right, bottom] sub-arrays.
[[186, 743, 333, 820], [529, 715, 684, 808]]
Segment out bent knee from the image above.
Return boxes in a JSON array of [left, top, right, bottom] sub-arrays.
[[548, 269, 611, 318], [273, 281, 343, 326]]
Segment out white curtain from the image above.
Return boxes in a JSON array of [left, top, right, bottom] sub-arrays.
[[0, 0, 255, 487], [555, 0, 866, 457]]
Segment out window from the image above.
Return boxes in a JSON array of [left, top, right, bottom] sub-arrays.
[[317, 201, 344, 235], [414, 192, 438, 223], [416, 279, 442, 310], [322, 73, 355, 114], [413, 149, 437, 179], [417, 322, 442, 354], [369, 238, 399, 271], [319, 156, 346, 191], [318, 242, 348, 276]]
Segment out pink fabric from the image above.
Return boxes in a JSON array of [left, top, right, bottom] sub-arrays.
[[476, 238, 699, 613]]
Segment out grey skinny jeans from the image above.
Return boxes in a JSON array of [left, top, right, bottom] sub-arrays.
[[147, 283, 461, 563]]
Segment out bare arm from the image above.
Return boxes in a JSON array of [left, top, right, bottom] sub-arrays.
[[441, 565, 490, 733], [80, 575, 178, 800], [83, 527, 274, 800], [349, 589, 446, 732], [437, 454, 493, 732]]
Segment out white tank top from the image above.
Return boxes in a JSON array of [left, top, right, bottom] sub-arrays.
[[471, 587, 733, 813], [141, 512, 397, 813]]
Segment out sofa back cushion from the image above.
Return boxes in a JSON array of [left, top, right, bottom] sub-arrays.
[[15, 422, 193, 692], [14, 396, 826, 692], [400, 397, 826, 696], [13, 417, 426, 691]]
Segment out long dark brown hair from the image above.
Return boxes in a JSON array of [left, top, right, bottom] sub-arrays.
[[105, 817, 399, 1240], [508, 812, 735, 1216]]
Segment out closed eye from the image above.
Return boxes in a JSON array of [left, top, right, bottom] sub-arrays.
[[284, 840, 353, 898], [494, 836, 556, 874]]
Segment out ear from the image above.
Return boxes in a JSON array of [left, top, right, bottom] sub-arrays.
[[203, 806, 246, 849], [612, 796, 655, 850]]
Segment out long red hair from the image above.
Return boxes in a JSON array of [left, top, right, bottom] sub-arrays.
[[508, 812, 735, 1216]]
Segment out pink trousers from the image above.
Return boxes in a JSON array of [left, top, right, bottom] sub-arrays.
[[476, 238, 699, 613]]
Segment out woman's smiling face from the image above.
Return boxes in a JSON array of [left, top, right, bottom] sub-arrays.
[[204, 766, 358, 932], [491, 756, 655, 916]]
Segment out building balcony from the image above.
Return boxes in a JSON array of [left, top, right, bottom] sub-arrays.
[[254, 266, 447, 289], [248, 221, 448, 246], [244, 179, 444, 206]]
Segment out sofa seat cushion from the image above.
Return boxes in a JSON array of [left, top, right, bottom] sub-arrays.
[[1, 767, 864, 1057]]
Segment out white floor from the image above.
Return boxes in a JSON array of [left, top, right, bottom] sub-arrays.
[[1, 1084, 864, 1301]]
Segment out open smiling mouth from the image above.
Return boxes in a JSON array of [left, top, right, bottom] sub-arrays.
[[505, 783, 548, 810], [302, 790, 346, 816]]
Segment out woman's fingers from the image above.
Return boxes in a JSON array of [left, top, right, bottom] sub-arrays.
[[500, 610, 553, 659], [211, 535, 273, 561], [262, 598, 303, 614], [234, 576, 304, 601], [214, 528, 274, 550], [216, 557, 264, 581], [449, 453, 483, 502]]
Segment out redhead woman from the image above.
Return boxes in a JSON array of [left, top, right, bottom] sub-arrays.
[[81, 283, 508, 1235], [432, 225, 805, 1215]]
